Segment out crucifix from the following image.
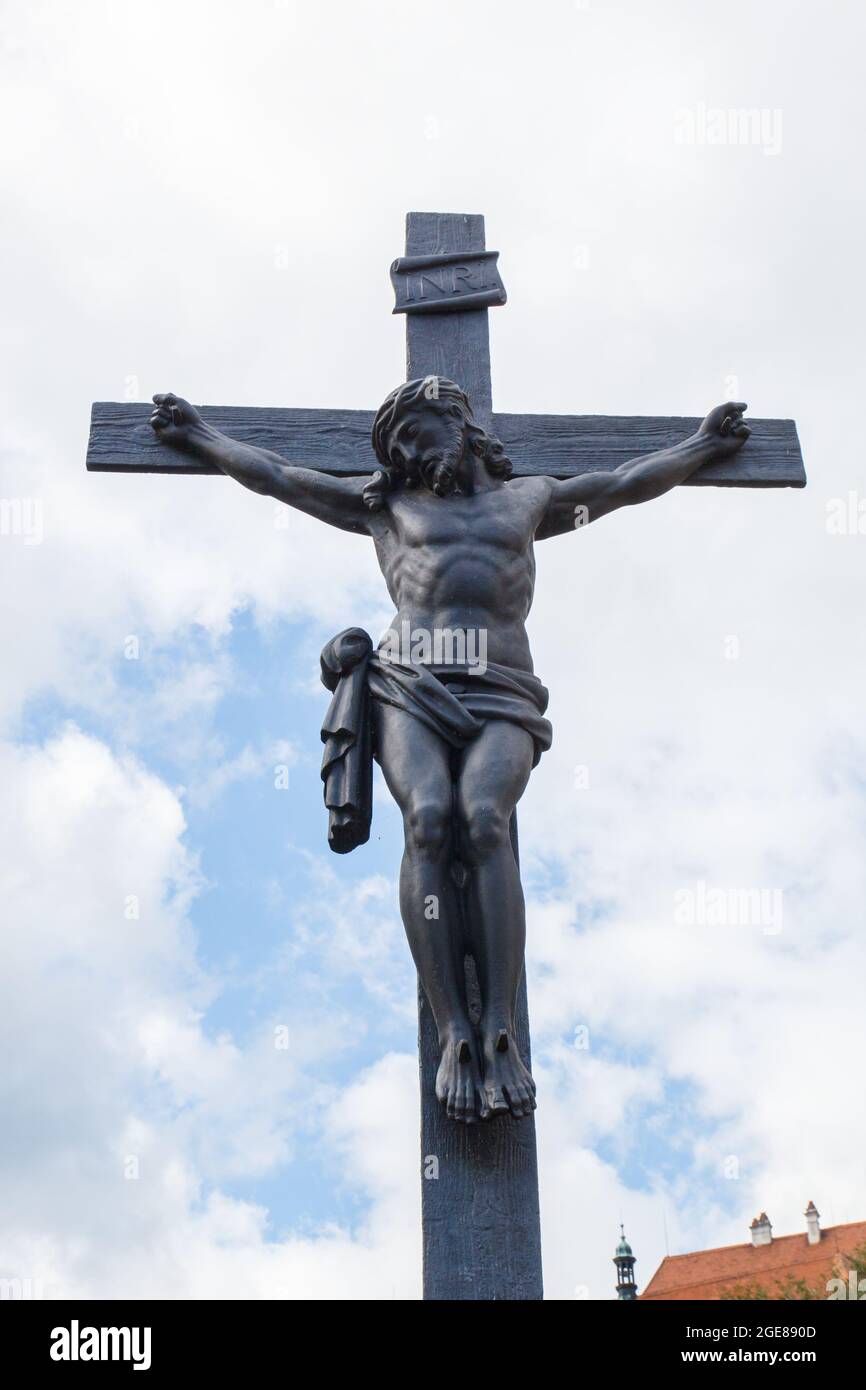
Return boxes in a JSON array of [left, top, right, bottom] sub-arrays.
[[86, 211, 805, 1301]]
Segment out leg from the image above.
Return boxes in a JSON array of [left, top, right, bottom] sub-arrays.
[[373, 701, 487, 1122], [455, 721, 536, 1119]]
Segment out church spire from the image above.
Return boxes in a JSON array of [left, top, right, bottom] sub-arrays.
[[614, 1224, 638, 1300]]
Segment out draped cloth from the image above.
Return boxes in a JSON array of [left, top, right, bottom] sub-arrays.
[[319, 627, 553, 854], [319, 628, 374, 854]]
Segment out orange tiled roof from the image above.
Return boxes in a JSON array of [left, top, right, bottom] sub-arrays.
[[640, 1220, 866, 1300]]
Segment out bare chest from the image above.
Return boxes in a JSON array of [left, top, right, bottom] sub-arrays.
[[384, 485, 538, 554]]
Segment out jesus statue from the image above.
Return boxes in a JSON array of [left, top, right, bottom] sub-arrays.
[[149, 378, 749, 1124]]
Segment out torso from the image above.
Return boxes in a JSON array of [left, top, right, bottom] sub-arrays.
[[370, 476, 550, 672]]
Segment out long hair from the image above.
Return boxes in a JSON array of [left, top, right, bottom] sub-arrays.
[[364, 377, 511, 510]]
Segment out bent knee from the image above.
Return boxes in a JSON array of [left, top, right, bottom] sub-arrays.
[[405, 797, 452, 858], [458, 803, 511, 864]]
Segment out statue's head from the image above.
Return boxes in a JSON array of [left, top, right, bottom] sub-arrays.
[[365, 376, 511, 509]]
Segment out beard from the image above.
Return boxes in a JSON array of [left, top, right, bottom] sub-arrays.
[[419, 424, 466, 497], [424, 458, 457, 497]]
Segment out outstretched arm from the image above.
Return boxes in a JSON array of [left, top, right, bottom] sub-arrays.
[[535, 402, 751, 540], [149, 393, 372, 535]]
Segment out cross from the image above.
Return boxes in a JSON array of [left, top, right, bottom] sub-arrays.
[[86, 212, 805, 1302]]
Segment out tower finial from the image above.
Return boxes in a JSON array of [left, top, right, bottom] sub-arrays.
[[614, 1226, 638, 1300]]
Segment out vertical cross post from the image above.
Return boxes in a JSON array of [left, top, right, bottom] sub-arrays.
[[402, 212, 543, 1301]]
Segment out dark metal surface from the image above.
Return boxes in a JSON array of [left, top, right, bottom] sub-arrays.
[[87, 401, 804, 486], [390, 247, 506, 315], [403, 214, 543, 1302]]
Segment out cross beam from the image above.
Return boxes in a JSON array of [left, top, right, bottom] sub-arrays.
[[87, 401, 804, 487]]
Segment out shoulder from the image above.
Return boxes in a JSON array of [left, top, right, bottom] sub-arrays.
[[505, 474, 553, 495], [504, 474, 554, 511]]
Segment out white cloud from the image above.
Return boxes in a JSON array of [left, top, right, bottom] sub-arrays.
[[183, 738, 299, 809], [0, 726, 421, 1298]]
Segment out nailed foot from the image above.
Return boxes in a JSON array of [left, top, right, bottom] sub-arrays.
[[435, 1036, 488, 1123], [481, 1027, 536, 1119]]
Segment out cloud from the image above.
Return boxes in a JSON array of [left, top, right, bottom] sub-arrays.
[[183, 738, 298, 810], [0, 725, 422, 1298], [0, 429, 384, 736]]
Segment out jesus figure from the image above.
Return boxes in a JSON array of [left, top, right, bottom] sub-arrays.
[[149, 379, 749, 1123]]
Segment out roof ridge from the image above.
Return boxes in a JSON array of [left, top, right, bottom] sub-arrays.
[[642, 1219, 866, 1298], [658, 1218, 866, 1264]]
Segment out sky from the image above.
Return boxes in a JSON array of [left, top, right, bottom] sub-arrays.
[[1, 0, 865, 1300]]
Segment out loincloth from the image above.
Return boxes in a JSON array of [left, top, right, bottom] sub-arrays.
[[367, 653, 552, 767], [319, 628, 552, 854]]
